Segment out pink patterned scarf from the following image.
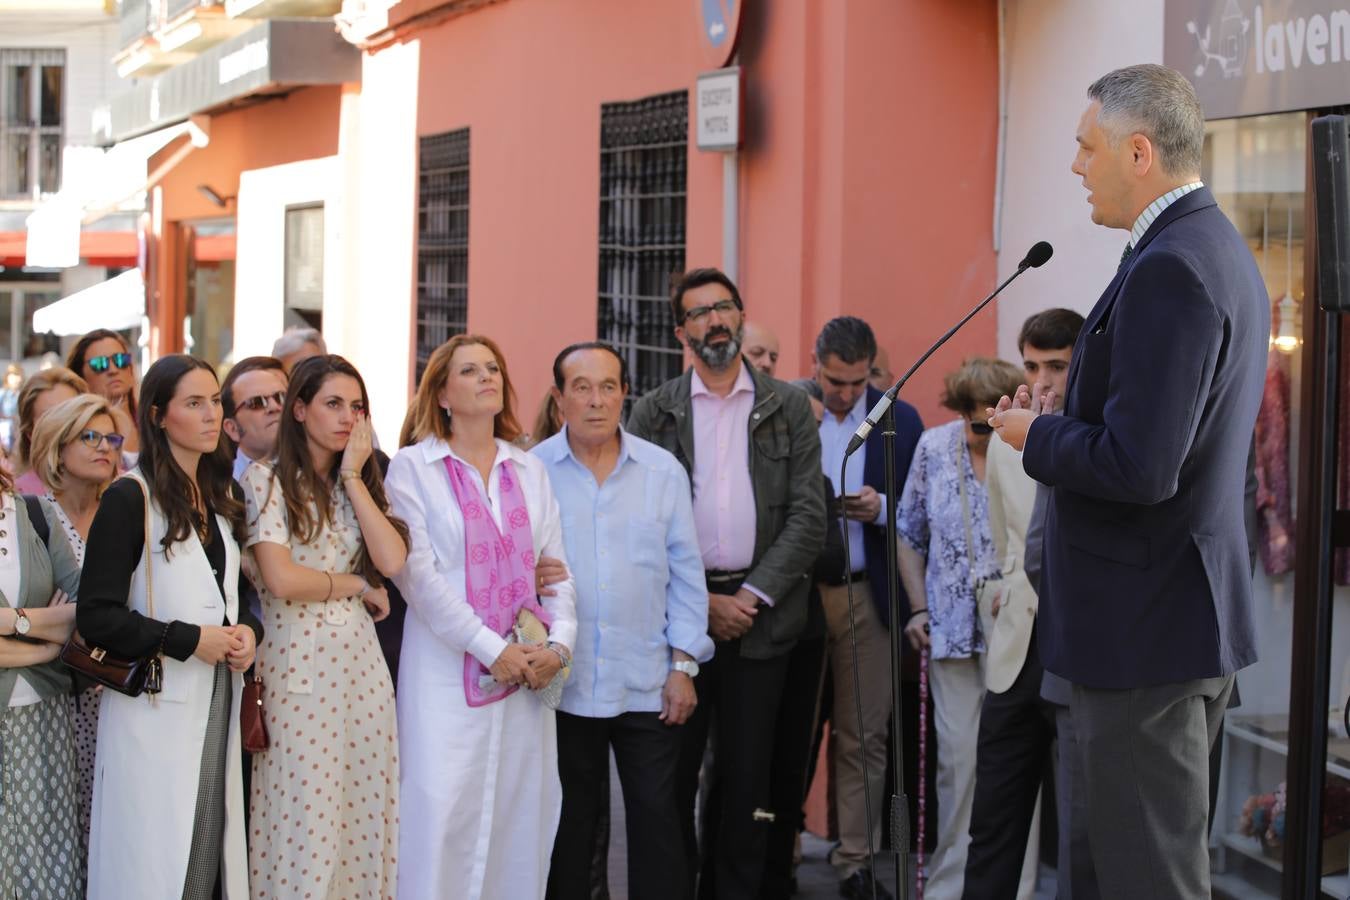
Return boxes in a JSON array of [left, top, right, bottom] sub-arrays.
[[444, 454, 550, 707]]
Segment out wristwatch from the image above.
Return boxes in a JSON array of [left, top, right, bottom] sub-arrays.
[[672, 659, 699, 678], [13, 609, 30, 636]]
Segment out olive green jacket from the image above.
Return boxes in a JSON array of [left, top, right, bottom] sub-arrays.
[[626, 363, 825, 659]]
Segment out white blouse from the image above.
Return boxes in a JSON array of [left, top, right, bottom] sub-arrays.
[[1, 493, 37, 707], [385, 437, 577, 667]]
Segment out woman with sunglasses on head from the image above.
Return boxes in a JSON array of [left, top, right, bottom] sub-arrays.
[[386, 335, 576, 900], [28, 394, 124, 853], [893, 356, 1026, 900], [67, 329, 140, 457], [78, 355, 262, 900], [13, 368, 90, 494], [0, 428, 86, 897], [241, 355, 407, 898]]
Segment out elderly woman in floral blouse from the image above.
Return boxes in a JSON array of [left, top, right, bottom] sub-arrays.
[[896, 356, 1024, 900]]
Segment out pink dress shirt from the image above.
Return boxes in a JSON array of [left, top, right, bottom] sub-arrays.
[[690, 363, 771, 604]]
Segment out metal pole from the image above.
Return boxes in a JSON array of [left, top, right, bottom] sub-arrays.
[[883, 404, 911, 900], [722, 151, 738, 283]]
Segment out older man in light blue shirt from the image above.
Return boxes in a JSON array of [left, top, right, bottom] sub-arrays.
[[533, 341, 712, 900]]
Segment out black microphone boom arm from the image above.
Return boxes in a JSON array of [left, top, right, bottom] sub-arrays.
[[843, 241, 1053, 457]]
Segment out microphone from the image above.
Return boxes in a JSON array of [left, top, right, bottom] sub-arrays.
[[844, 241, 1055, 457]]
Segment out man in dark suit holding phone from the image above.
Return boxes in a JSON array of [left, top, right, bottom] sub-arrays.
[[990, 64, 1268, 899], [811, 316, 923, 900]]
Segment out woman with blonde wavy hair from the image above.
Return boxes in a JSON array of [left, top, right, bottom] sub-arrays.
[[29, 393, 123, 851], [387, 334, 577, 900], [13, 368, 89, 494]]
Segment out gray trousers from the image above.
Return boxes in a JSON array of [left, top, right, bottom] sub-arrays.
[[1071, 675, 1232, 900], [1053, 703, 1100, 900]]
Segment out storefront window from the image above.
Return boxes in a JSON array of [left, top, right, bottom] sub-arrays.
[[1329, 315, 1350, 895], [186, 221, 236, 370], [1204, 111, 1350, 898]]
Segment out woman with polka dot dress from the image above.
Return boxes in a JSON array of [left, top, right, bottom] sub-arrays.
[[241, 355, 408, 899]]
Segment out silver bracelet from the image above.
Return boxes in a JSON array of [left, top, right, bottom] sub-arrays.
[[546, 642, 570, 669]]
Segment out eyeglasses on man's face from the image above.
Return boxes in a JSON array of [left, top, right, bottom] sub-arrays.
[[682, 299, 740, 324], [86, 352, 133, 374], [238, 391, 286, 413], [77, 429, 125, 452]]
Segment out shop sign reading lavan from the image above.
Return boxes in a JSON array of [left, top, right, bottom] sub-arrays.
[[1165, 0, 1350, 118]]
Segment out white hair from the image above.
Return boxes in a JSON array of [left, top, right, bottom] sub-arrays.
[[271, 326, 327, 359]]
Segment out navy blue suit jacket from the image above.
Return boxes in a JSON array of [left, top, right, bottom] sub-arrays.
[[856, 385, 924, 628], [1023, 187, 1268, 689]]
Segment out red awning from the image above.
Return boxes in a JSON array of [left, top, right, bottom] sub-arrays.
[[195, 233, 236, 262], [0, 231, 137, 268]]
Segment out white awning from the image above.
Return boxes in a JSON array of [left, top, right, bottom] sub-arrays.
[[33, 269, 146, 336], [25, 118, 209, 269]]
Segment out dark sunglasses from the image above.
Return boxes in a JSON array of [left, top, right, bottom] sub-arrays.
[[86, 352, 133, 374], [238, 391, 286, 413], [969, 421, 994, 436], [77, 429, 125, 452]]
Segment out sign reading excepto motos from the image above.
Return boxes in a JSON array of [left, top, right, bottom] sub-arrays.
[[1165, 0, 1350, 119], [696, 67, 741, 152]]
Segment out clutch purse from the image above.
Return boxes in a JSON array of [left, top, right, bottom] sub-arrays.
[[60, 479, 163, 698], [514, 608, 568, 710], [60, 629, 162, 697], [241, 675, 269, 753]]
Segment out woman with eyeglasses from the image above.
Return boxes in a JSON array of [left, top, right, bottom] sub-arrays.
[[78, 355, 261, 900], [28, 394, 124, 853], [893, 356, 1026, 900], [67, 329, 140, 458], [241, 355, 407, 898], [13, 368, 90, 495]]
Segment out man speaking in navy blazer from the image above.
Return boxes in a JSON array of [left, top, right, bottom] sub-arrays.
[[990, 65, 1268, 899]]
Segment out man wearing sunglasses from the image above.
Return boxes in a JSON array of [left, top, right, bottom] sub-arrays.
[[221, 356, 289, 481]]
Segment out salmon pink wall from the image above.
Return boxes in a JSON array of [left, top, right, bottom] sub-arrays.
[[391, 0, 997, 428], [836, 1, 999, 424], [412, 0, 721, 427], [157, 86, 343, 224]]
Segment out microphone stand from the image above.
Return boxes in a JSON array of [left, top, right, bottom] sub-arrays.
[[842, 245, 1050, 898], [882, 402, 910, 900]]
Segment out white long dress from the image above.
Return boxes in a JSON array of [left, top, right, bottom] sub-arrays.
[[385, 437, 577, 900]]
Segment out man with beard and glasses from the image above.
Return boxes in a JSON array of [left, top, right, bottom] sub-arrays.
[[627, 268, 825, 900]]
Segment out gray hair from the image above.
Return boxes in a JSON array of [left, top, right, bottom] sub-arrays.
[[1087, 64, 1204, 177], [814, 316, 877, 366], [272, 326, 327, 359]]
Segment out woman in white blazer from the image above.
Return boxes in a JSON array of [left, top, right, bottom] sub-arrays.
[[386, 334, 576, 900], [79, 355, 262, 900]]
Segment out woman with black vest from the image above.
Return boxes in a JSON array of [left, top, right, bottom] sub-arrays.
[[79, 354, 262, 900]]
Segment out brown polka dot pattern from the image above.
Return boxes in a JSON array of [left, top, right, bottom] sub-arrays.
[[242, 464, 398, 899]]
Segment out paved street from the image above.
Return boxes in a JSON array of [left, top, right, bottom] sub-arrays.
[[600, 758, 1059, 899]]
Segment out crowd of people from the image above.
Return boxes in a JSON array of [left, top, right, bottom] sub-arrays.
[[0, 283, 1088, 900], [0, 63, 1267, 900]]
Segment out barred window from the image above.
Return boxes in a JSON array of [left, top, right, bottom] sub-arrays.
[[0, 49, 64, 201], [416, 128, 470, 381], [597, 91, 688, 405]]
